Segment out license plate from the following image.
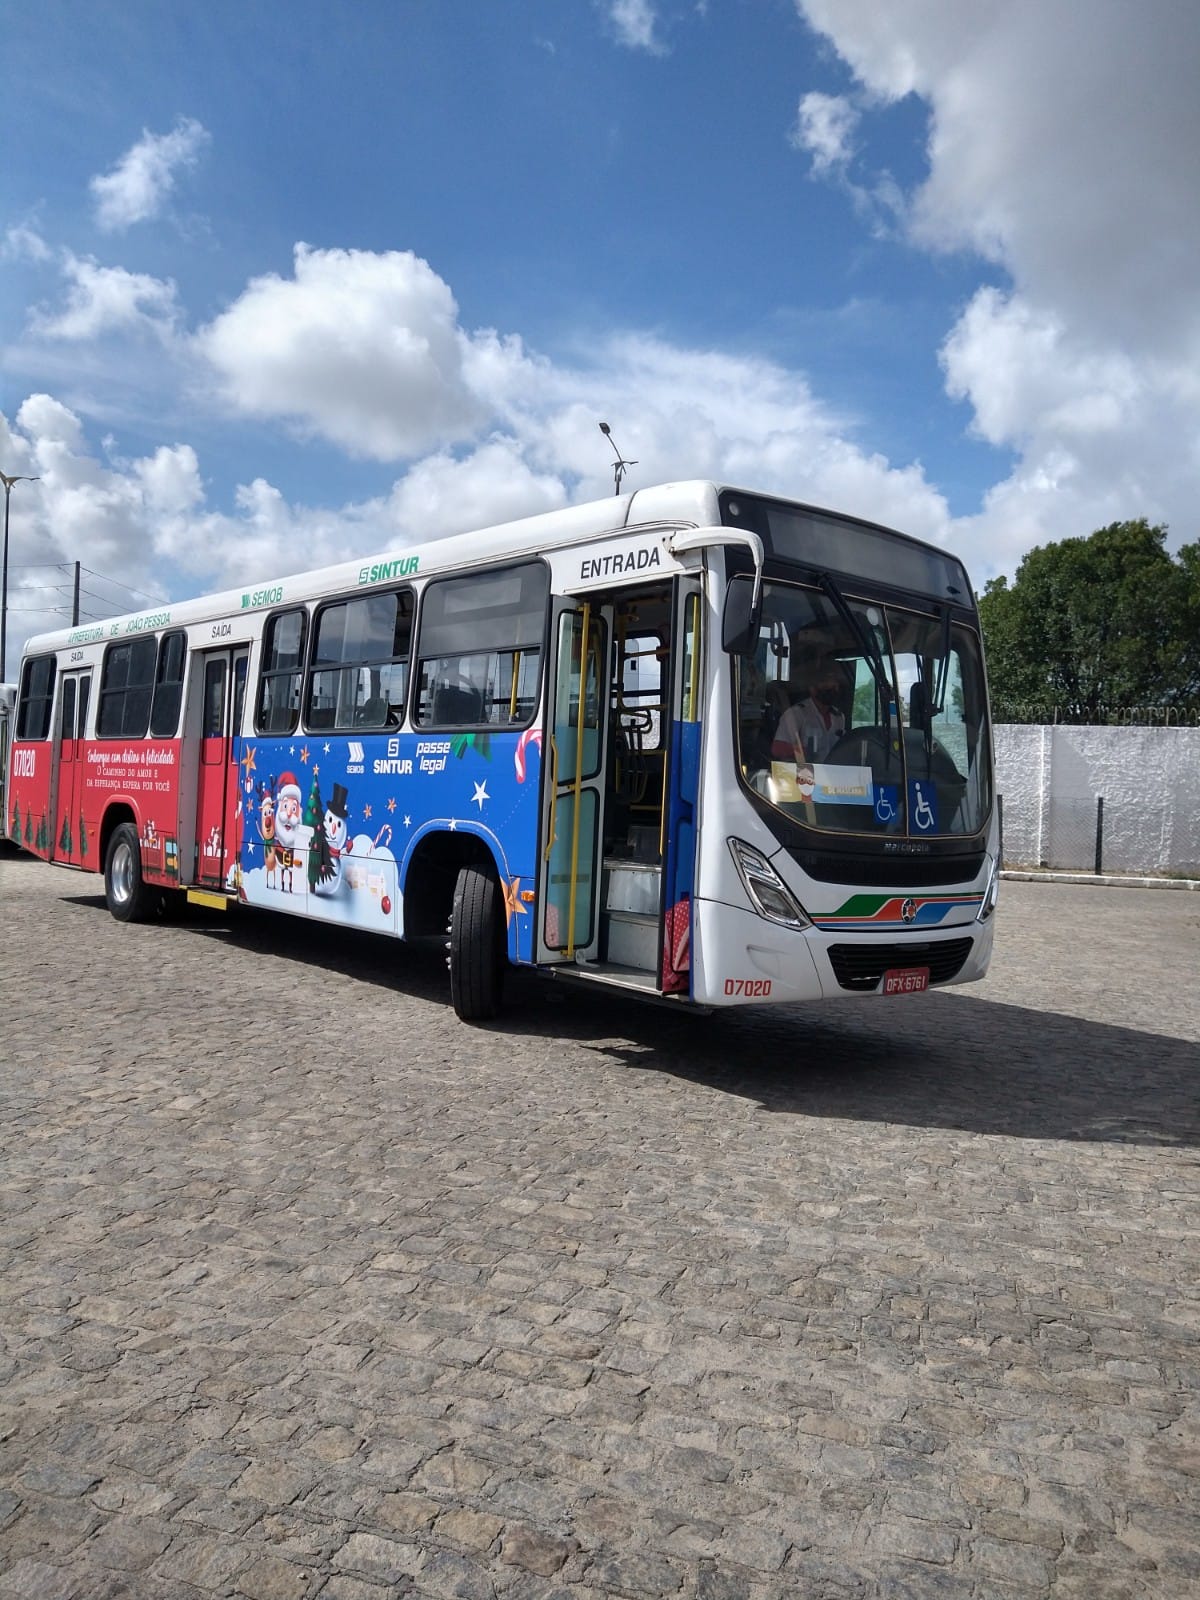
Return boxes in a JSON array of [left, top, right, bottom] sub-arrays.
[[882, 967, 929, 995]]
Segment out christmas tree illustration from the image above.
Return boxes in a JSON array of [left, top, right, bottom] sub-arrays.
[[304, 772, 334, 890], [59, 814, 73, 856], [79, 813, 88, 861], [35, 813, 48, 852], [24, 812, 33, 847], [9, 799, 19, 842]]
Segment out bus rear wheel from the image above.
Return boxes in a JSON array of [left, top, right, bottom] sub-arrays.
[[104, 823, 154, 923], [449, 863, 506, 1021]]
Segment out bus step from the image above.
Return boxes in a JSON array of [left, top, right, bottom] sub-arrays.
[[603, 911, 657, 970], [187, 889, 232, 911], [548, 964, 662, 996]]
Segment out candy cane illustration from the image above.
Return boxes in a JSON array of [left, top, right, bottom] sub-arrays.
[[514, 725, 542, 783]]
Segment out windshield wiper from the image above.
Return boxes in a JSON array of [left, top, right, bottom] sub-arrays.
[[931, 605, 951, 716], [818, 573, 894, 765]]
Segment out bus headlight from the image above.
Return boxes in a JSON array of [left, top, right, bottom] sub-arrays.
[[977, 854, 1000, 922], [727, 837, 812, 930]]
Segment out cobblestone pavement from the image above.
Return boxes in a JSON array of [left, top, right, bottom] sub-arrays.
[[2, 850, 1198, 1600]]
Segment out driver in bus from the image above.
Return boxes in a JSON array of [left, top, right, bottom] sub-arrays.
[[771, 646, 846, 767]]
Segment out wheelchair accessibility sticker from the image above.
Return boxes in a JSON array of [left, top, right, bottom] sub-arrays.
[[874, 784, 900, 824], [907, 779, 938, 832]]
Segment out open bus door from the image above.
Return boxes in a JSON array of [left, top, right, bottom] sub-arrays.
[[193, 646, 248, 893], [535, 577, 700, 995], [50, 669, 92, 867], [537, 599, 610, 965]]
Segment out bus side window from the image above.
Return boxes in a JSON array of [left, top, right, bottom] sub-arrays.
[[256, 608, 307, 735], [16, 654, 56, 739], [150, 630, 187, 737], [414, 562, 548, 729], [304, 589, 412, 733], [97, 637, 157, 738]]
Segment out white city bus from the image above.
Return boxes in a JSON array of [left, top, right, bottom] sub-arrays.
[[8, 481, 998, 1019]]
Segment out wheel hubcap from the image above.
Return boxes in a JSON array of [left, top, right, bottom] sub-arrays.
[[111, 842, 134, 904]]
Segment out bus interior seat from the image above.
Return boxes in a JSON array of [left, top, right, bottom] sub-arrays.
[[432, 682, 483, 725], [355, 696, 389, 727]]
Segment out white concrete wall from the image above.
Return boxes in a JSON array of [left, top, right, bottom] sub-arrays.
[[995, 725, 1200, 875]]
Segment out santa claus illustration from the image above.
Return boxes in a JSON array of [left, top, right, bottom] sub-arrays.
[[274, 772, 303, 892]]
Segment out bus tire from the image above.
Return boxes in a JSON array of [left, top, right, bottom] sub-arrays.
[[104, 823, 154, 923], [449, 863, 505, 1021]]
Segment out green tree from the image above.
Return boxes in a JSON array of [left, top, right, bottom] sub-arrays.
[[9, 799, 19, 842], [980, 519, 1200, 721], [59, 813, 73, 856]]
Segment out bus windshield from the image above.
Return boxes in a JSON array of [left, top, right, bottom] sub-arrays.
[[734, 577, 991, 839]]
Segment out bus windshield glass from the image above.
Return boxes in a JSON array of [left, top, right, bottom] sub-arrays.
[[734, 577, 991, 839]]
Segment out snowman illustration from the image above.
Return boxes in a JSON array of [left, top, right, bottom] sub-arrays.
[[313, 781, 352, 897]]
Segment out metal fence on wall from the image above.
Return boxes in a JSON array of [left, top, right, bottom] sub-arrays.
[[995, 703, 1200, 727], [995, 723, 1200, 878]]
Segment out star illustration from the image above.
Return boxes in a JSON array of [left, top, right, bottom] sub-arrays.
[[323, 742, 331, 754], [449, 818, 457, 832], [363, 803, 373, 820], [387, 797, 396, 813], [300, 745, 310, 764], [471, 781, 489, 811], [403, 815, 412, 828], [240, 745, 257, 778], [501, 876, 529, 927]]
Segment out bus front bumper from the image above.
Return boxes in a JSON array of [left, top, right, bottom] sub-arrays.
[[690, 898, 995, 1006]]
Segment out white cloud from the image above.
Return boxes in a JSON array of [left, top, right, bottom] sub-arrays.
[[941, 289, 1145, 450], [603, 0, 666, 54], [791, 92, 859, 174], [29, 253, 180, 341], [795, 0, 1200, 572], [196, 245, 485, 460], [3, 225, 52, 263], [90, 118, 211, 232], [384, 441, 568, 540]]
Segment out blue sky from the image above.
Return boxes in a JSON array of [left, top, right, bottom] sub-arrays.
[[2, 0, 1197, 674]]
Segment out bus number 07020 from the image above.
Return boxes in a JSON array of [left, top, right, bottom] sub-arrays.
[[724, 978, 772, 997]]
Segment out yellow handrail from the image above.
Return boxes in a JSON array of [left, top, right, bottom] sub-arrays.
[[566, 604, 590, 957], [686, 592, 702, 721]]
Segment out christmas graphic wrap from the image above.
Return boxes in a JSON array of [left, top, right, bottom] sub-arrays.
[[233, 728, 542, 959]]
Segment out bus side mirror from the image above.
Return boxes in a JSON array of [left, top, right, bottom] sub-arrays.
[[722, 581, 761, 656]]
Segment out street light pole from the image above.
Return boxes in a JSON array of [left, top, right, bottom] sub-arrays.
[[1, 471, 40, 681]]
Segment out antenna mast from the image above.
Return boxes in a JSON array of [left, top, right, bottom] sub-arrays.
[[598, 422, 637, 496]]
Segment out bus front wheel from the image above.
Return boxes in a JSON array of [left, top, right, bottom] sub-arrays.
[[449, 863, 505, 1021], [104, 823, 154, 923]]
